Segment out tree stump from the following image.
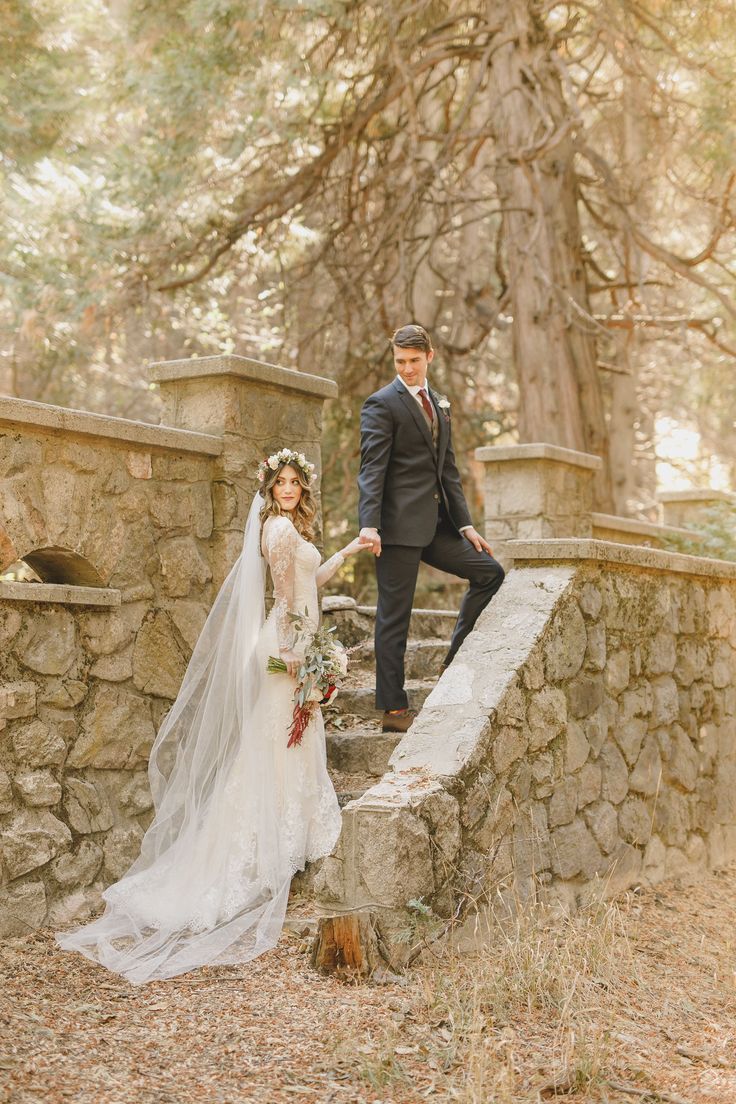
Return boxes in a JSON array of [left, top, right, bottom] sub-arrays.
[[311, 911, 386, 978]]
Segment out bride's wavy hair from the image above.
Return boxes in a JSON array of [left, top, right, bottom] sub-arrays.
[[259, 464, 317, 543]]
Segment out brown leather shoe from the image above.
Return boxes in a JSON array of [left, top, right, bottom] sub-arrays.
[[381, 709, 417, 734]]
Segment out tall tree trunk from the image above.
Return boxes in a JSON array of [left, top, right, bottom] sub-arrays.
[[488, 0, 613, 509]]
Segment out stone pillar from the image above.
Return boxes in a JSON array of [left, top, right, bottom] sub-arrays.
[[658, 489, 736, 530], [473, 443, 602, 566], [150, 354, 338, 585]]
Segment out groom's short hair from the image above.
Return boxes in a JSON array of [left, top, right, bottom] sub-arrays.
[[390, 324, 433, 353]]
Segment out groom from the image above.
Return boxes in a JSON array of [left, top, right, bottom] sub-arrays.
[[358, 323, 505, 733]]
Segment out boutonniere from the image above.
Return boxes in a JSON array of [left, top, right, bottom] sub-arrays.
[[435, 393, 451, 418]]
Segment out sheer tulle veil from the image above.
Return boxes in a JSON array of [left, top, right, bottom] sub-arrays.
[[56, 491, 298, 984]]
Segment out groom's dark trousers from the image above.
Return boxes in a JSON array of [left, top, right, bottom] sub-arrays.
[[359, 376, 505, 712], [375, 506, 504, 710]]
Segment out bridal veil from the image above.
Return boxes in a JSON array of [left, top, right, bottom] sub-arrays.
[[57, 492, 298, 984]]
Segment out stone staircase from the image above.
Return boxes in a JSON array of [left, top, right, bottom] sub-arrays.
[[286, 597, 456, 922]]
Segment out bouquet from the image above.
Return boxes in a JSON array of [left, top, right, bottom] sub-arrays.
[[267, 611, 349, 748]]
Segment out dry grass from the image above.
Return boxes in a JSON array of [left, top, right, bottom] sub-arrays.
[[2, 868, 736, 1103]]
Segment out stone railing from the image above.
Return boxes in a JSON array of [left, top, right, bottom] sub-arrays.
[[314, 443, 736, 957], [0, 355, 336, 936], [316, 542, 736, 950], [473, 443, 719, 566]]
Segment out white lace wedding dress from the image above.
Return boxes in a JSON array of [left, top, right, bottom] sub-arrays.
[[56, 500, 344, 985]]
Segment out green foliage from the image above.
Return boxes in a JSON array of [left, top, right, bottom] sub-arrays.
[[662, 502, 736, 562]]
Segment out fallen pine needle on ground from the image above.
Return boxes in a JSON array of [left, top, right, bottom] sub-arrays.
[[1, 866, 734, 1104]]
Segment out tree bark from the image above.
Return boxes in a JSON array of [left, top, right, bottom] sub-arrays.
[[487, 0, 613, 509]]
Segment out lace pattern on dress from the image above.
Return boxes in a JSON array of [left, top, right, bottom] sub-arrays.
[[263, 516, 302, 655]]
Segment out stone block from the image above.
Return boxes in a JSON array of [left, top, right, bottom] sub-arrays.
[[11, 719, 66, 768], [565, 720, 590, 773], [473, 786, 514, 851], [50, 838, 104, 887], [46, 887, 102, 928], [78, 606, 143, 657], [149, 482, 213, 539], [650, 677, 679, 727], [527, 687, 567, 751], [68, 685, 154, 769], [40, 680, 87, 709], [620, 683, 652, 721], [578, 582, 602, 619], [158, 536, 213, 597], [711, 640, 734, 690], [674, 640, 708, 687], [550, 818, 604, 880], [512, 804, 550, 876], [0, 681, 37, 719], [618, 796, 652, 846], [0, 608, 22, 651], [495, 684, 526, 727], [492, 725, 528, 773], [614, 716, 647, 767], [103, 824, 144, 879], [599, 742, 629, 805], [577, 760, 602, 808], [543, 602, 587, 682], [89, 646, 134, 682], [508, 760, 532, 802], [132, 611, 188, 699], [644, 631, 676, 677], [605, 650, 630, 696], [14, 769, 62, 807], [119, 771, 153, 815], [13, 608, 78, 675], [583, 698, 616, 757], [567, 673, 605, 719], [629, 735, 662, 796], [714, 761, 736, 824], [0, 881, 47, 937], [548, 777, 578, 828], [63, 777, 115, 834], [606, 840, 643, 893], [707, 586, 735, 638], [584, 621, 606, 671], [352, 807, 435, 907], [665, 725, 699, 792], [653, 788, 689, 848], [642, 834, 666, 884], [584, 800, 619, 854], [168, 600, 209, 651], [0, 809, 71, 879]]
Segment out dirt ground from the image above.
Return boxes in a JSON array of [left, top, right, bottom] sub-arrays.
[[1, 867, 735, 1104]]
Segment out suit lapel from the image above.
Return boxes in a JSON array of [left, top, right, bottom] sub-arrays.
[[392, 378, 436, 459]]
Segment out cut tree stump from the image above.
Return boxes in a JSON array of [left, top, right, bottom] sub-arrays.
[[311, 911, 388, 978]]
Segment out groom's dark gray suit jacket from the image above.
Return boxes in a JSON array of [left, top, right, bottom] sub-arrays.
[[358, 377, 472, 547]]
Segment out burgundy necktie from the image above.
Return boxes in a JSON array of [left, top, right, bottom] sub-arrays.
[[418, 387, 434, 423]]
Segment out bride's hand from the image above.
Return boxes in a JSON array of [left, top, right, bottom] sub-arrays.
[[280, 650, 301, 678], [341, 535, 375, 558]]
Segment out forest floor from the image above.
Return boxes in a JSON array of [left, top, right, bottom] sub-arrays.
[[1, 867, 735, 1104]]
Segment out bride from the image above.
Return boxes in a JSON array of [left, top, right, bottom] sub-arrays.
[[56, 448, 371, 985]]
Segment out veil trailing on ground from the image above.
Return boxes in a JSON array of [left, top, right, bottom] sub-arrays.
[[57, 492, 296, 985]]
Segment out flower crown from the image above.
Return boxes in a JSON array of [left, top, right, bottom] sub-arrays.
[[256, 448, 316, 484]]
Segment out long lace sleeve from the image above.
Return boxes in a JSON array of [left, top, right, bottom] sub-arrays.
[[263, 517, 301, 657], [316, 551, 345, 588]]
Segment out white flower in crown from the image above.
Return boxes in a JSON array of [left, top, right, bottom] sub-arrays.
[[256, 447, 317, 484]]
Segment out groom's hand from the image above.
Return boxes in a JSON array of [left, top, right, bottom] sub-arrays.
[[360, 527, 382, 557], [462, 526, 493, 556]]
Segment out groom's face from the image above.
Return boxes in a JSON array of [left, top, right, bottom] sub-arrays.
[[393, 344, 434, 389]]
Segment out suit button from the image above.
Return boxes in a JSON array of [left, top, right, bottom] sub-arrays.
[[433, 493, 439, 501]]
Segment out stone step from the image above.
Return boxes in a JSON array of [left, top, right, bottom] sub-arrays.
[[332, 680, 434, 720], [328, 768, 382, 807], [348, 638, 448, 680], [322, 596, 458, 645], [326, 724, 400, 776]]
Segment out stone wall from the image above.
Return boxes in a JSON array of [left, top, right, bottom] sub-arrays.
[[315, 542, 736, 946], [0, 355, 336, 936]]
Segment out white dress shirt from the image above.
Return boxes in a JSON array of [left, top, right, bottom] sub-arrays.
[[394, 375, 472, 534]]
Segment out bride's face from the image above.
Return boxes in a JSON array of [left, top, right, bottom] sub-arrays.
[[272, 465, 303, 513]]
